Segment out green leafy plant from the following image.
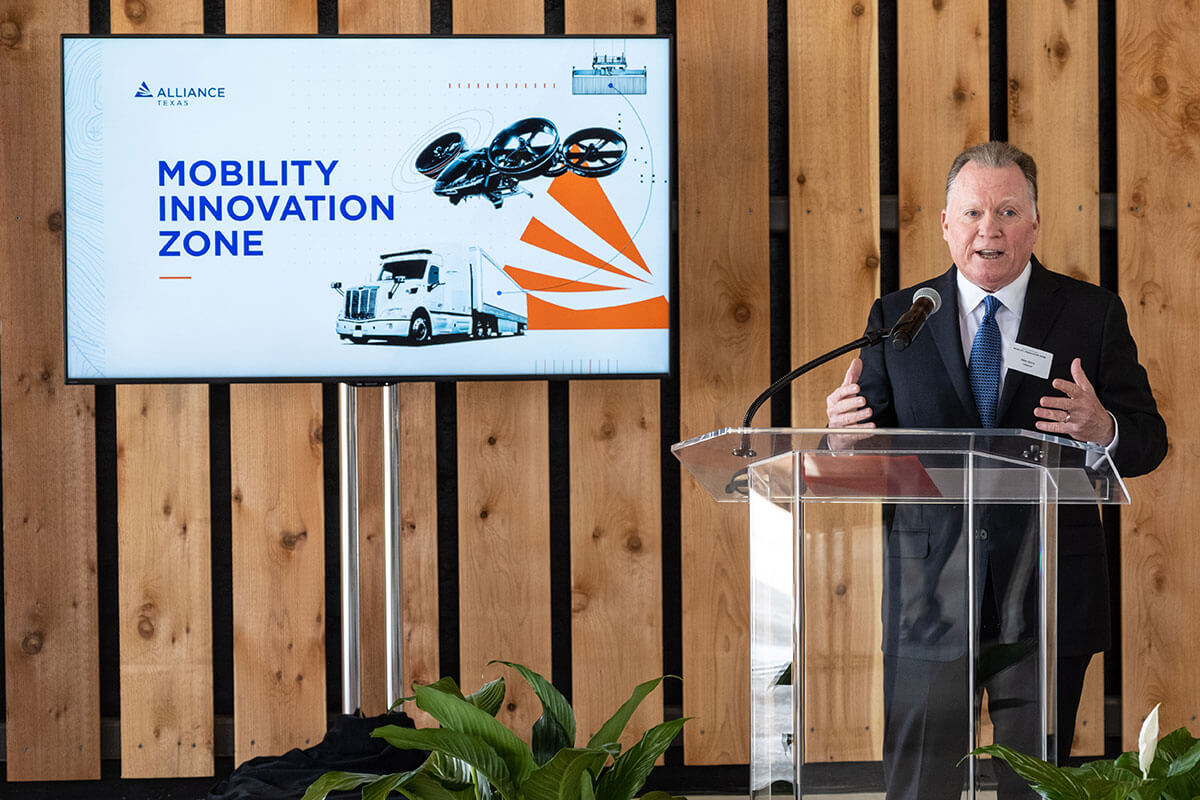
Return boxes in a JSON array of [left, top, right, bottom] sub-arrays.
[[303, 660, 687, 800], [972, 704, 1200, 799]]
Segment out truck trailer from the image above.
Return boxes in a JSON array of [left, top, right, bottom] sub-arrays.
[[332, 245, 528, 344]]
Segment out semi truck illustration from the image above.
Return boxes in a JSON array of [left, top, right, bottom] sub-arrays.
[[331, 246, 528, 344]]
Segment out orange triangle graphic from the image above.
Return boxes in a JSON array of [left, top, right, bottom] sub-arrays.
[[519, 217, 646, 283], [527, 294, 668, 330], [546, 172, 650, 274], [503, 265, 621, 292]]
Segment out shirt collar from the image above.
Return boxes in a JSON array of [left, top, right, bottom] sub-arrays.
[[956, 260, 1033, 316]]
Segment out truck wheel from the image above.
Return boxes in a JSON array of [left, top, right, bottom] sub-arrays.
[[408, 312, 433, 345]]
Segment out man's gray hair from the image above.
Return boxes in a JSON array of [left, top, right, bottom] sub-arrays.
[[945, 141, 1038, 211]]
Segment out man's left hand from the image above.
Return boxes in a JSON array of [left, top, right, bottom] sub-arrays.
[[1034, 357, 1115, 445]]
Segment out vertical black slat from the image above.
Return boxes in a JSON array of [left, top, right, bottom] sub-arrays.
[[767, 0, 790, 426], [322, 383, 342, 712], [879, 0, 900, 296], [95, 385, 119, 719], [547, 380, 571, 697], [209, 384, 234, 718], [435, 381, 459, 680], [318, 0, 338, 33], [205, 0, 226, 34], [431, 0, 453, 34], [988, 0, 1008, 141]]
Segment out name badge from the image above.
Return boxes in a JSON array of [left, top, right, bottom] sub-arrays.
[[1007, 342, 1053, 379]]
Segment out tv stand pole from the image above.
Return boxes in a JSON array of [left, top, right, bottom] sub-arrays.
[[338, 383, 405, 714]]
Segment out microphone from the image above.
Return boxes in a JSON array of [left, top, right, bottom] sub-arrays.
[[889, 287, 941, 351]]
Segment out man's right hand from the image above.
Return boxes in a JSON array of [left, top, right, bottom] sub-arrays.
[[826, 357, 875, 428]]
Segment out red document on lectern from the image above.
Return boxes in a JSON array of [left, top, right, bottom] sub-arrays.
[[801, 452, 942, 498]]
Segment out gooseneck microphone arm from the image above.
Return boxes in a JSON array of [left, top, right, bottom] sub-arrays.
[[731, 326, 890, 457]]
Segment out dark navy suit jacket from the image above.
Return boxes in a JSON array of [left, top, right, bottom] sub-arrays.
[[857, 258, 1167, 659]]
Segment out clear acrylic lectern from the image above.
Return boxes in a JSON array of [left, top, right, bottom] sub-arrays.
[[673, 428, 1128, 800]]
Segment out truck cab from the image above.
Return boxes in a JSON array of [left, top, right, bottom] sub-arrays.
[[332, 246, 527, 345]]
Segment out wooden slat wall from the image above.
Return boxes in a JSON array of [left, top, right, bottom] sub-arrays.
[[562, 0, 663, 750], [225, 1, 327, 767], [1117, 0, 1199, 749], [1006, 0, 1105, 757], [897, 0, 990, 286], [335, 0, 438, 726], [0, 0, 99, 781], [788, 0, 884, 762], [677, 0, 770, 764], [110, 0, 212, 779]]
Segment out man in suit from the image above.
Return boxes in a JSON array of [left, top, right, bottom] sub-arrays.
[[825, 141, 1167, 798]]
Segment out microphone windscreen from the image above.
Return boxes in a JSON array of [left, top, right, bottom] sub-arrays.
[[914, 286, 942, 314]]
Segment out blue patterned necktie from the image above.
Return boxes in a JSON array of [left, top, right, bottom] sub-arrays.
[[969, 295, 1002, 427]]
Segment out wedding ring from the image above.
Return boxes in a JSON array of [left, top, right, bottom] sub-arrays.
[[1064, 412, 1071, 423]]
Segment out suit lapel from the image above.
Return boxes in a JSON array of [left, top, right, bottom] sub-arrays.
[[927, 267, 977, 422], [998, 258, 1065, 420]]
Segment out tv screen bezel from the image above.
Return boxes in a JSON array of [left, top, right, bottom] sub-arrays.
[[60, 33, 677, 385]]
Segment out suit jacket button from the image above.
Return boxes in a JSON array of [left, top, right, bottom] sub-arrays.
[[978, 528, 989, 540]]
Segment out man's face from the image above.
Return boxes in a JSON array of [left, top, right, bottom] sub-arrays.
[[941, 160, 1040, 292]]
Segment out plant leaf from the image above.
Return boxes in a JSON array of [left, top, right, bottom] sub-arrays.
[[362, 770, 467, 800], [586, 677, 673, 753], [491, 660, 576, 764], [410, 683, 537, 788], [594, 718, 688, 800], [370, 725, 519, 800], [520, 748, 610, 800], [303, 770, 393, 800], [425, 752, 477, 790], [970, 744, 1090, 800], [466, 677, 507, 717]]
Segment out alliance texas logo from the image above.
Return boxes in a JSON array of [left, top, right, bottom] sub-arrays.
[[134, 81, 226, 107]]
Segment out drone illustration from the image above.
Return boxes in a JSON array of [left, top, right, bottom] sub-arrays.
[[415, 117, 627, 208]]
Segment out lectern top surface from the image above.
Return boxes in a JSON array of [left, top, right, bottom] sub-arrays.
[[672, 427, 1127, 505]]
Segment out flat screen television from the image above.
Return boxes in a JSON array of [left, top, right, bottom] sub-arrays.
[[61, 35, 673, 383]]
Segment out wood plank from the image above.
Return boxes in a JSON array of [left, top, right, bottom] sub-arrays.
[[568, 381, 663, 747], [1006, 0, 1103, 756], [677, 0, 770, 764], [116, 384, 214, 777], [399, 383, 440, 721], [788, 0, 881, 423], [0, 0, 100, 781], [229, 383, 327, 764], [1007, 0, 1099, 285], [788, 0, 884, 763], [336, 0, 437, 724], [225, 0, 317, 33], [339, 0, 429, 33], [897, 0, 990, 286], [451, 0, 547, 739], [355, 387, 388, 716], [225, 2, 324, 767], [109, 0, 213, 779], [456, 381, 551, 736], [453, 0, 543, 35], [110, 0, 203, 33], [562, 0, 662, 754], [565, 0, 653, 33], [1116, 0, 1200, 749]]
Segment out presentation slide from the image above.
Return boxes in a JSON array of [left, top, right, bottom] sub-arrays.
[[62, 35, 672, 382]]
